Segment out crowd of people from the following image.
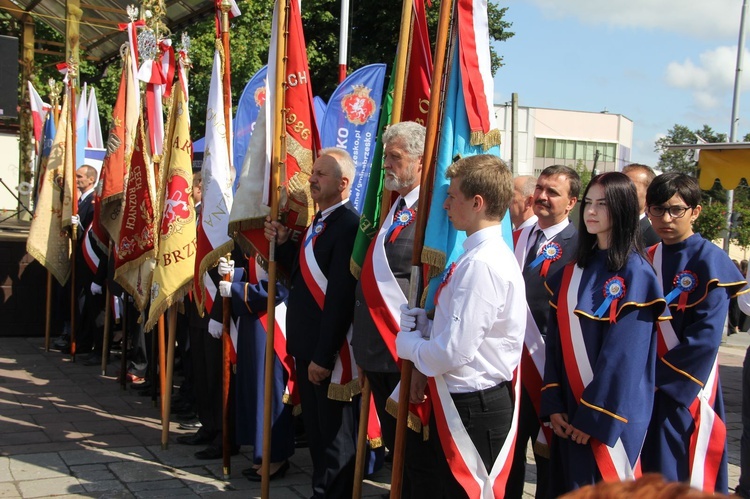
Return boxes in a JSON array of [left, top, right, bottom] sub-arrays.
[[48, 120, 750, 499]]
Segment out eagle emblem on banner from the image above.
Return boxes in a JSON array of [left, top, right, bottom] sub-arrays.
[[341, 85, 376, 125]]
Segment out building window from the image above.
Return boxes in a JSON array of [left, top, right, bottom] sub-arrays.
[[535, 138, 618, 163]]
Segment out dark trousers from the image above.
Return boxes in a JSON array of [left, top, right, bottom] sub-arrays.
[[429, 382, 513, 499], [366, 370, 443, 499], [506, 386, 550, 499], [189, 324, 222, 439], [738, 346, 750, 497], [77, 288, 104, 353], [296, 359, 356, 499]]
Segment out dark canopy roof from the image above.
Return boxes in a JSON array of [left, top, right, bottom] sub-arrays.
[[3, 0, 214, 66]]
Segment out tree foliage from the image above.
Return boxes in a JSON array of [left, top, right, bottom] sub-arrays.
[[655, 124, 727, 175], [731, 204, 750, 251], [7, 0, 514, 142], [693, 201, 726, 242]]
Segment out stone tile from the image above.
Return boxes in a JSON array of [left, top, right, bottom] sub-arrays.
[[16, 476, 83, 498], [126, 479, 187, 493], [110, 461, 174, 483], [1, 432, 50, 446], [2, 442, 82, 456], [8, 453, 68, 480], [42, 422, 90, 442], [0, 482, 20, 498], [80, 479, 127, 493]]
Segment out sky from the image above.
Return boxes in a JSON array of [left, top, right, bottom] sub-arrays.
[[491, 0, 750, 167]]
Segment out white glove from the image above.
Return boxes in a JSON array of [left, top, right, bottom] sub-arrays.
[[219, 281, 232, 298], [71, 214, 80, 227], [90, 282, 103, 295], [218, 257, 235, 280], [399, 304, 429, 334], [208, 319, 223, 339], [395, 329, 423, 361]]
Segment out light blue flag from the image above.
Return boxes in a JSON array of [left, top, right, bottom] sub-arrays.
[[421, 43, 512, 311], [233, 65, 268, 194]]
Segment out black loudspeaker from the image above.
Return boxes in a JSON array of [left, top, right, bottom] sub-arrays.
[[0, 36, 18, 119]]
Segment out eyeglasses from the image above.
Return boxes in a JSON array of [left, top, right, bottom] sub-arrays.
[[647, 205, 693, 219]]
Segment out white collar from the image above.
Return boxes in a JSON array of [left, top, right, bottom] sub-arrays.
[[319, 198, 349, 220]]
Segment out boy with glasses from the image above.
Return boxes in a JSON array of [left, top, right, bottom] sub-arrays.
[[641, 172, 747, 494]]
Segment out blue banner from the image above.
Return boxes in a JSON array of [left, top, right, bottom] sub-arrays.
[[233, 65, 268, 193], [313, 96, 327, 135], [320, 64, 386, 213]]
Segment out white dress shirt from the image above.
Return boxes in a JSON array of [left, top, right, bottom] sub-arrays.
[[397, 225, 526, 393], [529, 218, 570, 256], [516, 215, 538, 231]]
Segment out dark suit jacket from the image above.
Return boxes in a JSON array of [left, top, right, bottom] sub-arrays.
[[523, 222, 578, 336], [77, 192, 95, 241], [640, 215, 661, 247], [352, 198, 417, 373], [278, 202, 359, 369]]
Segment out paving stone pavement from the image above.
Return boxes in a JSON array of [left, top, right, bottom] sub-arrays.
[[0, 334, 747, 498]]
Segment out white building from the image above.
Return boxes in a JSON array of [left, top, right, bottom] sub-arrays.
[[495, 105, 634, 177]]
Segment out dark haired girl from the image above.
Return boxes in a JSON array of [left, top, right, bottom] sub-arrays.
[[540, 172, 666, 493]]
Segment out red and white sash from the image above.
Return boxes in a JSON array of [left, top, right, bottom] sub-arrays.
[[513, 226, 552, 452], [361, 199, 409, 362], [558, 264, 639, 482], [298, 223, 358, 401], [429, 371, 520, 498], [651, 244, 726, 493], [82, 223, 101, 274]]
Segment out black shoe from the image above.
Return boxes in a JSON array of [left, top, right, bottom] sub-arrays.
[[245, 461, 289, 482], [176, 410, 198, 422], [52, 335, 70, 350], [194, 444, 239, 460], [82, 354, 107, 366], [178, 420, 202, 431], [176, 430, 216, 446]]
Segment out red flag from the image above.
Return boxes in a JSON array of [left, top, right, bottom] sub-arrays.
[[98, 52, 137, 244], [402, 0, 433, 125], [232, 0, 320, 266], [113, 116, 158, 311]]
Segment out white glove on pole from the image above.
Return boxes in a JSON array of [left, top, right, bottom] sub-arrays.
[[218, 256, 235, 280], [399, 304, 429, 334], [90, 282, 103, 295], [219, 281, 232, 298], [71, 214, 80, 227], [208, 319, 223, 339]]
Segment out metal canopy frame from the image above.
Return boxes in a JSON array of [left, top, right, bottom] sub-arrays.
[[2, 0, 214, 67]]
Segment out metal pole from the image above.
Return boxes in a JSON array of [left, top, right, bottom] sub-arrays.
[[511, 93, 519, 175], [724, 0, 748, 252]]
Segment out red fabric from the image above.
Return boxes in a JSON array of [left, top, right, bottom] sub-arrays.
[[401, 0, 432, 125]]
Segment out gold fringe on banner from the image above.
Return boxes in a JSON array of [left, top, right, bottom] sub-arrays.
[[385, 397, 423, 434]]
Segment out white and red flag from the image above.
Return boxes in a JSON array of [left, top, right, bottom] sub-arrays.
[[194, 44, 234, 314]]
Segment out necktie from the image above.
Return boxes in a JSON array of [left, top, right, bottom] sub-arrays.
[[526, 229, 545, 267], [394, 198, 406, 218], [312, 211, 322, 226]]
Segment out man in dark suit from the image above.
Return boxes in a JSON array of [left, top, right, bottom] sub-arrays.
[[265, 148, 359, 498], [623, 163, 660, 247], [60, 165, 100, 355], [507, 164, 580, 499], [350, 121, 441, 497]]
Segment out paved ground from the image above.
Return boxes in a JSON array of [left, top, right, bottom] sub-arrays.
[[0, 333, 748, 498]]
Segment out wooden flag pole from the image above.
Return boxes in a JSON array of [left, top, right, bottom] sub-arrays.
[[219, 0, 234, 480], [390, 0, 454, 497], [352, 376, 371, 499], [161, 305, 177, 449], [45, 272, 52, 351], [119, 298, 129, 390], [100, 285, 112, 375], [69, 69, 79, 363], [379, 0, 414, 226], [261, 0, 289, 496], [158, 313, 167, 424]]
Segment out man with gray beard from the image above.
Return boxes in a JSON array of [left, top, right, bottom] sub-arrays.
[[352, 121, 441, 497]]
